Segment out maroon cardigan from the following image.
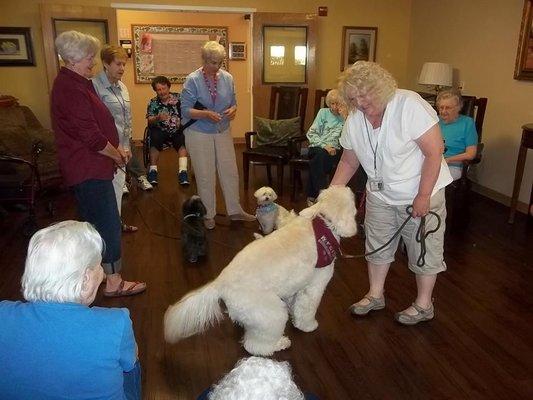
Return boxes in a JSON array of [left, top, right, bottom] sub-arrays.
[[51, 67, 119, 187]]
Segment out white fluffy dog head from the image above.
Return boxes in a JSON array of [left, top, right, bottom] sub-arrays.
[[299, 185, 357, 238], [254, 186, 278, 206]]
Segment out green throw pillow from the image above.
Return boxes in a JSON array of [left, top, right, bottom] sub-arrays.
[[254, 116, 301, 146]]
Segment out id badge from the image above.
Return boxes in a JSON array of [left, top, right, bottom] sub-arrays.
[[369, 177, 384, 192]]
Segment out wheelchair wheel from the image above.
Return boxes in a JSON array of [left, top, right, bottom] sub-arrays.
[[142, 127, 150, 168]]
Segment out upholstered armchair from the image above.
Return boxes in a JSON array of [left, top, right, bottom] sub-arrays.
[[0, 99, 62, 231]]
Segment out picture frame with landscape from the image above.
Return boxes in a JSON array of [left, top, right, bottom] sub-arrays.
[[0, 27, 34, 66], [514, 0, 533, 80], [340, 26, 377, 71]]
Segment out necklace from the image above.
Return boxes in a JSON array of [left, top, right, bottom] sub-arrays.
[[202, 67, 218, 105]]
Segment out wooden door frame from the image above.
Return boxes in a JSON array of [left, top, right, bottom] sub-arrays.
[[252, 13, 317, 130], [40, 4, 118, 92]]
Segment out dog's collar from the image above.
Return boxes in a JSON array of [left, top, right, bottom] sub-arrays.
[[183, 213, 201, 220], [312, 217, 340, 268], [256, 203, 277, 214]]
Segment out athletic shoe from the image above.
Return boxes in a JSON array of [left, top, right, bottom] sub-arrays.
[[178, 170, 190, 186], [147, 169, 158, 185], [137, 175, 153, 191]]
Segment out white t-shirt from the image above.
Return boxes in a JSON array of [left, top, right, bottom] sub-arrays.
[[340, 89, 452, 204]]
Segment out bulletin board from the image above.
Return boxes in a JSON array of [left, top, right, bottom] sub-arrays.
[[132, 24, 228, 84]]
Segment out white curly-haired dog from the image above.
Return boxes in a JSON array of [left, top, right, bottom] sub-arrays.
[[253, 186, 296, 237], [164, 186, 357, 356], [207, 357, 305, 400]]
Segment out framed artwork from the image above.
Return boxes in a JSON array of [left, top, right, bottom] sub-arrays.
[[132, 24, 228, 84], [340, 26, 377, 71], [229, 42, 246, 60], [514, 0, 533, 80], [0, 27, 35, 66]]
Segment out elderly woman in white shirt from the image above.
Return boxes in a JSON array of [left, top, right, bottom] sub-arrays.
[[331, 61, 452, 325]]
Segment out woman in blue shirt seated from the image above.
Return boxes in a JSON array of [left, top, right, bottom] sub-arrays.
[[306, 89, 346, 206], [0, 221, 141, 400], [436, 89, 478, 181]]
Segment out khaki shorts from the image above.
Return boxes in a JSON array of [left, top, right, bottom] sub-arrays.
[[364, 189, 447, 275]]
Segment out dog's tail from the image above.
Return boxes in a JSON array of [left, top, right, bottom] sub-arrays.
[[164, 281, 223, 343]]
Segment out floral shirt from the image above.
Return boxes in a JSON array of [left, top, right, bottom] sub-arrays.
[[146, 92, 181, 134]]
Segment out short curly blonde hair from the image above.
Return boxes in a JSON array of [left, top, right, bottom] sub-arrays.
[[338, 61, 397, 109]]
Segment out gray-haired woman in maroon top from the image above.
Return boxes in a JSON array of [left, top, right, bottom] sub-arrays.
[[51, 30, 146, 297]]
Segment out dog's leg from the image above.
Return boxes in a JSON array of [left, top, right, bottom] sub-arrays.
[[290, 265, 334, 332], [226, 290, 290, 356]]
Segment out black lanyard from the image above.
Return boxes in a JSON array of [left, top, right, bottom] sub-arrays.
[[363, 116, 380, 174]]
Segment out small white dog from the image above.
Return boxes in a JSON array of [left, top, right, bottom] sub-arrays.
[[164, 186, 357, 356], [253, 186, 295, 236]]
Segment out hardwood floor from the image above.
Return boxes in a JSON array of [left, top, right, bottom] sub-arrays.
[[1, 145, 532, 399]]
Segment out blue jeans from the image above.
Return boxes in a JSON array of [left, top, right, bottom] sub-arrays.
[[123, 361, 142, 400], [73, 179, 121, 273]]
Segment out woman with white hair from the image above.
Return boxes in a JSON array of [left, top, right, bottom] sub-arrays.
[[0, 221, 141, 400], [436, 89, 478, 181], [181, 40, 255, 230], [51, 30, 146, 297], [305, 89, 347, 205], [332, 61, 452, 325], [197, 357, 318, 400]]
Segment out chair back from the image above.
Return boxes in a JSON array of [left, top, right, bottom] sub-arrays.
[[269, 86, 308, 132], [460, 96, 488, 141], [313, 89, 331, 117]]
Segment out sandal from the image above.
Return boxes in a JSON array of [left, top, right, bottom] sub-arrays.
[[349, 295, 385, 316], [122, 224, 138, 233], [394, 303, 434, 325], [103, 280, 147, 298]]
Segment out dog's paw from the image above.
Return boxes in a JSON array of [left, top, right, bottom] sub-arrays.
[[275, 336, 291, 351], [253, 232, 263, 240], [294, 319, 318, 332]]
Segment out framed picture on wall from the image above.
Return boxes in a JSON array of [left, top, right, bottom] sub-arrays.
[[229, 42, 246, 60], [340, 26, 377, 71], [132, 24, 228, 84], [514, 0, 533, 80], [0, 27, 35, 66]]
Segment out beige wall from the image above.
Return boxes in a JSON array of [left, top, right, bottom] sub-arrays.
[[0, 0, 412, 133], [408, 0, 533, 205], [116, 10, 250, 140]]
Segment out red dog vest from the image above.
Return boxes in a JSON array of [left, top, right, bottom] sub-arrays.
[[312, 217, 340, 268]]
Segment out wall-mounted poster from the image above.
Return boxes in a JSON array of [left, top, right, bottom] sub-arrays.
[[132, 24, 228, 84]]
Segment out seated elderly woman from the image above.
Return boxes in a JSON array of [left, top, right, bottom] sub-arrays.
[[197, 357, 318, 400], [436, 89, 478, 181], [305, 89, 346, 206], [0, 221, 141, 400], [146, 75, 189, 186]]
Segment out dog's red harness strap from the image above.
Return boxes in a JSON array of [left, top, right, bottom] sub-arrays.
[[312, 217, 339, 268]]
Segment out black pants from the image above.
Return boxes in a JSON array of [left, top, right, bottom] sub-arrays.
[[307, 147, 342, 198], [148, 126, 185, 151], [73, 179, 121, 272]]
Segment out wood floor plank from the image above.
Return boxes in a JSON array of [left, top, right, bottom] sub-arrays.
[[1, 145, 532, 399]]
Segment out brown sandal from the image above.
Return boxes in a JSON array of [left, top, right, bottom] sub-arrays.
[[103, 280, 146, 298]]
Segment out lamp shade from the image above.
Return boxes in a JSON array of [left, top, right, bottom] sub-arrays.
[[418, 62, 453, 87]]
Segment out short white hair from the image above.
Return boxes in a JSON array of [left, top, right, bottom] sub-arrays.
[[208, 357, 305, 400], [201, 41, 226, 61], [55, 30, 100, 64], [21, 220, 104, 303], [325, 89, 342, 108]]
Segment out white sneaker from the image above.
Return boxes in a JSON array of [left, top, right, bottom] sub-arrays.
[[122, 184, 129, 195], [137, 176, 153, 191]]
